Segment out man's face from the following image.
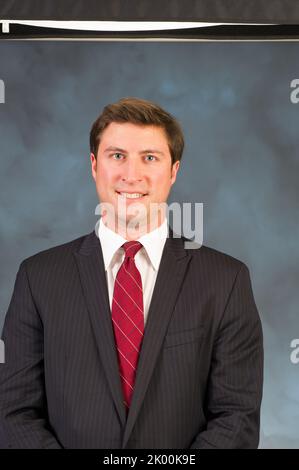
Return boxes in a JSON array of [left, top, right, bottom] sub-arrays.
[[91, 122, 180, 232]]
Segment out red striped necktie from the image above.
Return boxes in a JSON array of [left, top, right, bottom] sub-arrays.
[[111, 241, 144, 412]]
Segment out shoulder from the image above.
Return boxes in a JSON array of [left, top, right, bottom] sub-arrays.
[[184, 239, 248, 280], [20, 231, 95, 273]]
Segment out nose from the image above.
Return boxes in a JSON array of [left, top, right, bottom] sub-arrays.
[[121, 159, 143, 183]]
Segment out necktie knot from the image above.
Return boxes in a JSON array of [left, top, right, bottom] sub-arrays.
[[122, 241, 143, 259]]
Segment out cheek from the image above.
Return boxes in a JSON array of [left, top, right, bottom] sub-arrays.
[[96, 166, 111, 184], [152, 168, 169, 182], [156, 173, 172, 189]]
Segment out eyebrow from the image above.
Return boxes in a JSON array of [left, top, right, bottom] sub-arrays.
[[104, 146, 165, 155]]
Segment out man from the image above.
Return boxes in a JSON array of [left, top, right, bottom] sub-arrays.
[[0, 97, 263, 449]]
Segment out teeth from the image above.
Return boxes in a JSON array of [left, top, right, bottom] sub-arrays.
[[118, 192, 145, 199]]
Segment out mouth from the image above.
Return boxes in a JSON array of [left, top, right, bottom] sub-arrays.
[[115, 191, 148, 200]]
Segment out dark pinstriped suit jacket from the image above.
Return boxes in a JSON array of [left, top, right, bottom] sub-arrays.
[[0, 228, 263, 449]]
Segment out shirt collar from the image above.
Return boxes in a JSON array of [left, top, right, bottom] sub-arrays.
[[97, 217, 169, 271]]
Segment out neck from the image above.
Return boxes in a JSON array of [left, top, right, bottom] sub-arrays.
[[102, 213, 166, 240]]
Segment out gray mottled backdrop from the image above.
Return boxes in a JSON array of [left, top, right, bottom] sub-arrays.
[[0, 41, 298, 448]]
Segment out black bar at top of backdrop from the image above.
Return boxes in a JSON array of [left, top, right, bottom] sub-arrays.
[[1, 24, 299, 40], [0, 0, 299, 24]]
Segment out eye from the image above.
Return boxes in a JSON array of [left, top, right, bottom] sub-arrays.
[[112, 153, 123, 160], [145, 155, 156, 161]]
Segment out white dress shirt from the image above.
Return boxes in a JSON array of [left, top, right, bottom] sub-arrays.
[[97, 217, 169, 326]]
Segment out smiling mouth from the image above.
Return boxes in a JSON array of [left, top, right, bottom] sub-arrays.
[[116, 191, 148, 199]]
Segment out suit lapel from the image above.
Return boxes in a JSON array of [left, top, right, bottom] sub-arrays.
[[122, 230, 191, 448], [74, 231, 126, 428]]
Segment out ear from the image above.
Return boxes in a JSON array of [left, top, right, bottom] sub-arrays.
[[170, 160, 180, 185], [90, 153, 97, 180]]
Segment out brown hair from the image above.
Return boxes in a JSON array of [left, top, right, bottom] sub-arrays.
[[89, 97, 184, 165]]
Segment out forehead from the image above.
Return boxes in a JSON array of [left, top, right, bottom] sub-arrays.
[[98, 122, 170, 151]]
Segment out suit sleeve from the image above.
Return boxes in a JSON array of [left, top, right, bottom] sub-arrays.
[[0, 261, 62, 448], [190, 264, 264, 449]]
